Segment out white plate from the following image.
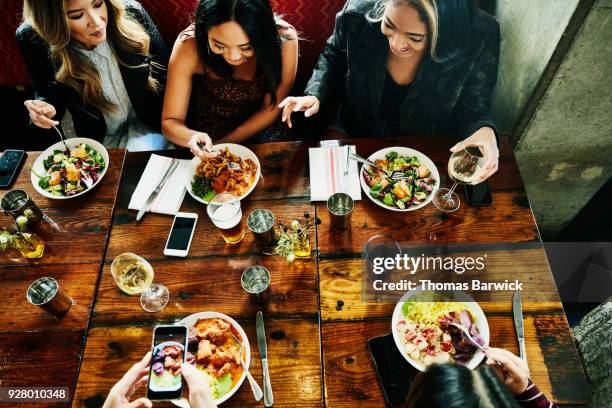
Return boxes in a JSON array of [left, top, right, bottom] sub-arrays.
[[391, 290, 490, 372], [185, 143, 261, 204], [30, 137, 109, 199], [359, 146, 439, 212], [172, 312, 250, 407]]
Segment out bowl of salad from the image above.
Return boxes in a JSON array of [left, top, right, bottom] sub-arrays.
[[359, 147, 439, 211], [392, 290, 489, 372], [30, 138, 109, 199]]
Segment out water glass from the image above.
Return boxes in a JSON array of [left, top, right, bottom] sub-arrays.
[[1, 190, 43, 224], [327, 192, 354, 231], [241, 266, 271, 305], [26, 277, 72, 319], [247, 209, 276, 251]]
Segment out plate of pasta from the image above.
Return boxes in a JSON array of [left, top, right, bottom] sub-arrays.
[[185, 143, 260, 204]]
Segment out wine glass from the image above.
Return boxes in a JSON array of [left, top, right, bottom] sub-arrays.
[[111, 253, 169, 312], [433, 147, 486, 212]]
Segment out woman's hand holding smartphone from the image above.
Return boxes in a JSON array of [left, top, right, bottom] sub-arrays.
[[102, 352, 153, 408]]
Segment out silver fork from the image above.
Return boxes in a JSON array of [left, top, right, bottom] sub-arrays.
[[348, 153, 408, 180], [449, 322, 488, 354], [229, 331, 263, 401], [196, 143, 241, 170], [52, 124, 72, 153]]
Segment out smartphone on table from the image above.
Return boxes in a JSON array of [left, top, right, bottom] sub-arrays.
[[164, 212, 198, 257], [147, 325, 188, 401]]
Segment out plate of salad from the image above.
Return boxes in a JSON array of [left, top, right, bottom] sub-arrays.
[[30, 137, 109, 199], [359, 147, 439, 211]]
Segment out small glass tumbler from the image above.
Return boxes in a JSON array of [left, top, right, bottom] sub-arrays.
[[327, 192, 354, 231], [247, 209, 276, 252], [1, 190, 43, 224], [241, 266, 271, 305], [26, 277, 72, 319]]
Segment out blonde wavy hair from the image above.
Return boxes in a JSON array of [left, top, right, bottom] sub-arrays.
[[367, 0, 440, 61], [23, 0, 159, 114]]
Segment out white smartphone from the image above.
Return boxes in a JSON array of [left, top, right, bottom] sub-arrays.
[[164, 212, 198, 257]]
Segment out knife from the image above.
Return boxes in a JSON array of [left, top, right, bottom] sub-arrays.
[[513, 291, 527, 362], [136, 158, 179, 222], [257, 311, 273, 407]]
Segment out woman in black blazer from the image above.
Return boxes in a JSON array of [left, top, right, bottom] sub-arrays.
[[280, 0, 501, 182], [16, 0, 169, 151]]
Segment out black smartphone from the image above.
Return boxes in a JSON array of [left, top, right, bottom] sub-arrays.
[[0, 150, 26, 189], [367, 334, 418, 407], [464, 182, 493, 206], [147, 325, 188, 401]]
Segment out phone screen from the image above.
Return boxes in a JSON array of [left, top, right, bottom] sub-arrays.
[[167, 217, 196, 251], [148, 326, 187, 400]]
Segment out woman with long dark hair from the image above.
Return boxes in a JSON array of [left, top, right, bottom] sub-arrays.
[[162, 0, 298, 156], [17, 0, 169, 151], [404, 348, 558, 408], [281, 0, 500, 183]]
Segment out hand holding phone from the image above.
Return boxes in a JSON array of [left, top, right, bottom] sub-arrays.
[[148, 325, 188, 401], [164, 212, 198, 257]]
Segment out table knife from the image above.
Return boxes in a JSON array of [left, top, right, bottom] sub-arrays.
[[136, 158, 179, 222], [257, 311, 274, 407], [513, 291, 527, 362]]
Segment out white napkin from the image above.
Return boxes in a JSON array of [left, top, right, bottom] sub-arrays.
[[309, 145, 362, 201], [128, 154, 190, 215]]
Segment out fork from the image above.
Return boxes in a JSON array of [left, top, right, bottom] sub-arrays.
[[229, 332, 263, 401], [449, 322, 488, 354], [195, 143, 241, 170], [52, 124, 72, 153], [348, 153, 409, 181]]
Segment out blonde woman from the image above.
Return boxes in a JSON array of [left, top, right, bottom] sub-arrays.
[[280, 0, 501, 183], [16, 0, 169, 151]]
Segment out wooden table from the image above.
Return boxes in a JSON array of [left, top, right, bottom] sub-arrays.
[[0, 149, 126, 407], [0, 137, 591, 407]]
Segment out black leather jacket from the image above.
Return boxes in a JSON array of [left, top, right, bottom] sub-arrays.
[[304, 0, 500, 140], [16, 0, 169, 143]]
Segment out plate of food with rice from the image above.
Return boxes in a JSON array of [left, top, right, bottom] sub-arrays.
[[185, 143, 260, 204], [391, 290, 490, 371]]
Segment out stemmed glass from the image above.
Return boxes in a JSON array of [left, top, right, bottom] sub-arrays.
[[433, 147, 486, 212], [111, 252, 169, 312]]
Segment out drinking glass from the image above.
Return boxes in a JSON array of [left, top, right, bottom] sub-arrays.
[[241, 265, 272, 305], [111, 252, 169, 312], [13, 233, 45, 258], [26, 277, 72, 318], [1, 190, 44, 224], [432, 147, 486, 212], [207, 193, 245, 244]]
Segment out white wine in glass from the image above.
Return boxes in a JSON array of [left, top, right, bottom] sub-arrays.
[[433, 147, 485, 212], [111, 253, 154, 295]]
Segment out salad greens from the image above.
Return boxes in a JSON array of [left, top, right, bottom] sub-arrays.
[[36, 143, 105, 196], [191, 175, 217, 202], [363, 151, 436, 209]]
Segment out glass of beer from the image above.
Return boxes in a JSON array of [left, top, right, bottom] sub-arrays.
[[207, 193, 245, 244]]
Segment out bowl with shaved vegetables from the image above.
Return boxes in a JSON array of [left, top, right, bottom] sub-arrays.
[[392, 290, 490, 371]]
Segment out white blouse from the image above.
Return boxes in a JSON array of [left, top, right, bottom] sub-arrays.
[[76, 41, 169, 151]]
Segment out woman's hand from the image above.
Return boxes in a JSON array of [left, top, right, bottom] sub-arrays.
[[102, 352, 152, 408], [485, 347, 530, 395], [188, 133, 218, 159], [24, 100, 59, 129], [450, 127, 499, 183], [278, 95, 320, 128], [181, 363, 218, 408]]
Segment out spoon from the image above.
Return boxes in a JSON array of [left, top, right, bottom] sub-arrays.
[[229, 331, 263, 401]]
